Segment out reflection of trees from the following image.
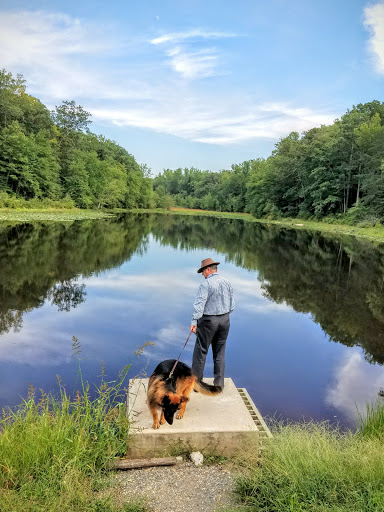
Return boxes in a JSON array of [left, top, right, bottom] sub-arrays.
[[151, 214, 384, 364], [0, 214, 152, 334], [1, 213, 384, 364], [47, 281, 86, 312]]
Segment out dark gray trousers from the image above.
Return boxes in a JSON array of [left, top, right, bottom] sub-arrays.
[[192, 313, 230, 388]]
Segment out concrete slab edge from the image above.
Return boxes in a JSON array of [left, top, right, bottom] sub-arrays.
[[237, 388, 273, 439]]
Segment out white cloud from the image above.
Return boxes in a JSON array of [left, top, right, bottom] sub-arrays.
[[325, 350, 384, 422], [151, 30, 234, 79], [364, 2, 384, 74], [150, 30, 236, 45], [0, 10, 146, 102], [91, 102, 334, 145], [166, 46, 219, 79], [0, 9, 337, 147], [0, 10, 117, 64]]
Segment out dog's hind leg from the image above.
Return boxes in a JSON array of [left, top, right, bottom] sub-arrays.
[[176, 378, 194, 419]]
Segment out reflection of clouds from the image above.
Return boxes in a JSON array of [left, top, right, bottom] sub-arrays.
[[225, 272, 293, 314], [0, 323, 71, 367], [155, 324, 190, 347], [85, 271, 197, 295], [325, 351, 384, 421], [0, 267, 291, 368], [135, 323, 195, 363], [86, 269, 292, 314]]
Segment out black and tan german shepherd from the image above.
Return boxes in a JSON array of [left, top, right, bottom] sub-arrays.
[[147, 359, 222, 429]]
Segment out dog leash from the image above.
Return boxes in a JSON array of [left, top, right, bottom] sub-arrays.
[[168, 330, 193, 380]]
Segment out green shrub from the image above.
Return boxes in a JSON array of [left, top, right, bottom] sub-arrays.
[[343, 205, 382, 226], [0, 195, 76, 210]]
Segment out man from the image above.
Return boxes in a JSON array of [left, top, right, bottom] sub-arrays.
[[190, 257, 235, 389]]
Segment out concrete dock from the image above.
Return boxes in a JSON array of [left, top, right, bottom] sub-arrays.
[[126, 377, 271, 458]]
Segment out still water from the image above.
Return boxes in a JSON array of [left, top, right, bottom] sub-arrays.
[[1, 213, 384, 428]]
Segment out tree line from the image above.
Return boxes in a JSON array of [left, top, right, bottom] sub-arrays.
[[154, 101, 384, 223], [0, 69, 159, 209], [2, 68, 384, 222]]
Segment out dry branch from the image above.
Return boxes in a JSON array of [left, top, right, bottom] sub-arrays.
[[113, 457, 178, 470]]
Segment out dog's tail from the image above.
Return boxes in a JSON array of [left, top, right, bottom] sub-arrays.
[[193, 379, 222, 396]]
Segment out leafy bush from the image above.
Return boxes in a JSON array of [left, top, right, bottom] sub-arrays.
[[0, 194, 75, 209]]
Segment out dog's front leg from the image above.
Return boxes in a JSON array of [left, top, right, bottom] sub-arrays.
[[160, 410, 166, 425], [150, 407, 160, 429], [176, 398, 189, 420]]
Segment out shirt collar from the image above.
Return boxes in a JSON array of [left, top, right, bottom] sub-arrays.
[[207, 272, 218, 279]]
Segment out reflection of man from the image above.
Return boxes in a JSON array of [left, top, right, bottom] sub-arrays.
[[190, 258, 235, 389]]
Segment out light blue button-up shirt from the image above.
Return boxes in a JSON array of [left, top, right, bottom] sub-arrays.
[[191, 273, 235, 326]]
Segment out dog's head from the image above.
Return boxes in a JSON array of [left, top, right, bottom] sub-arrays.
[[161, 393, 189, 425]]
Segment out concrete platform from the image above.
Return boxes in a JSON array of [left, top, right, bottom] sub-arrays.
[[126, 377, 271, 458]]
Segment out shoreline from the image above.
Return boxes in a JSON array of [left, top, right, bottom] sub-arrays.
[[1, 206, 384, 244], [129, 207, 384, 244]]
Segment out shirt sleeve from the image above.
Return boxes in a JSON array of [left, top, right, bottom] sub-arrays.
[[229, 282, 235, 313], [191, 282, 209, 326]]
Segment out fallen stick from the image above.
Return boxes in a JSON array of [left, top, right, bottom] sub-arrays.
[[113, 457, 178, 470]]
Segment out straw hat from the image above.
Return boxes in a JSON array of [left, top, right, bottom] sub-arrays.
[[197, 258, 220, 273]]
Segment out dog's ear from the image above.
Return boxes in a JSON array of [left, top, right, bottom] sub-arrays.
[[161, 395, 171, 407], [180, 396, 189, 403]]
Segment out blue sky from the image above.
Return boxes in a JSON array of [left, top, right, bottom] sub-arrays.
[[0, 0, 383, 174]]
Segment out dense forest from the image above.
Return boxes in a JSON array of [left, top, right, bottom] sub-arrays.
[[0, 69, 157, 209], [1, 69, 384, 223], [154, 101, 384, 223]]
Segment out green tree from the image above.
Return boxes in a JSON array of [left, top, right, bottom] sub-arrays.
[[354, 113, 384, 218], [0, 121, 40, 197], [52, 100, 92, 134]]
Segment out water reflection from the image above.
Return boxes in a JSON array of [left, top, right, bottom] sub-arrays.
[[326, 351, 384, 421], [0, 213, 384, 425], [0, 216, 151, 334], [1, 214, 384, 364]]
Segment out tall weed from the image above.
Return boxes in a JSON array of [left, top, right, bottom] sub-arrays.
[[234, 409, 384, 512], [0, 341, 137, 511], [357, 399, 384, 439]]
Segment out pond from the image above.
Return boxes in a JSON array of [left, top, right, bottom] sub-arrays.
[[1, 212, 384, 428]]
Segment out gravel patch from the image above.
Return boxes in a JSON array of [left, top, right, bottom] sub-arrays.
[[111, 461, 237, 512]]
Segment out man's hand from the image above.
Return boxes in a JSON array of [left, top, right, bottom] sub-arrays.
[[190, 325, 197, 333]]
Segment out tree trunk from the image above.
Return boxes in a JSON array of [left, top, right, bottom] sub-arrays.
[[356, 163, 361, 205], [345, 143, 354, 213]]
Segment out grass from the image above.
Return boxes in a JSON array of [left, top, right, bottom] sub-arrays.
[[0, 341, 145, 512], [358, 399, 384, 440], [1, 350, 383, 512], [228, 402, 384, 512]]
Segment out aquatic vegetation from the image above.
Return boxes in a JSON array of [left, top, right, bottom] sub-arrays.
[[0, 209, 113, 222]]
